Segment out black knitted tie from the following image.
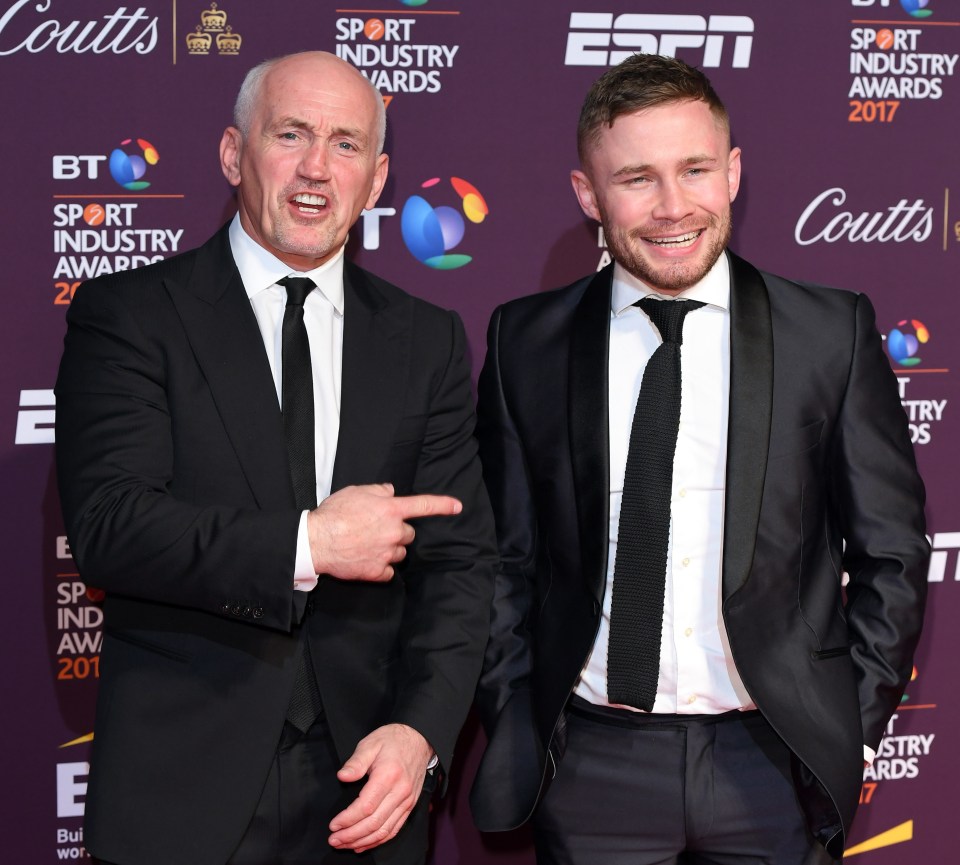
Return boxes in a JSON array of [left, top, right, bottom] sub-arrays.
[[278, 275, 324, 732], [607, 297, 705, 711]]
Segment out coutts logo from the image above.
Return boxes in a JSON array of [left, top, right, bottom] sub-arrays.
[[794, 188, 932, 245], [0, 0, 159, 56]]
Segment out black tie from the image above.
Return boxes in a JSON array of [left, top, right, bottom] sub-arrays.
[[278, 275, 324, 732], [279, 276, 318, 512], [607, 297, 705, 711]]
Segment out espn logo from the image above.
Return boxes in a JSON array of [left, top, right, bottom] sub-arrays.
[[15, 389, 55, 445], [565, 13, 754, 68]]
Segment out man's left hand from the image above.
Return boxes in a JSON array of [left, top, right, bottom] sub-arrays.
[[328, 723, 434, 853]]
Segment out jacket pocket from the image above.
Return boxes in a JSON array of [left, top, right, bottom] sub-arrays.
[[105, 626, 192, 662], [768, 419, 824, 459], [811, 645, 850, 660]]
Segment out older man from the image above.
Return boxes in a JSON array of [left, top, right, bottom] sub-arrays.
[[56, 51, 496, 865]]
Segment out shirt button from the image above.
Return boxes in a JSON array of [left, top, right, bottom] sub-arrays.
[[678, 488, 687, 498], [682, 557, 690, 567], [684, 627, 693, 637], [687, 694, 698, 705]]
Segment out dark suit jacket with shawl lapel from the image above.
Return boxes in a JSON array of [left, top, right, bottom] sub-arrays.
[[469, 252, 928, 859], [55, 224, 497, 865]]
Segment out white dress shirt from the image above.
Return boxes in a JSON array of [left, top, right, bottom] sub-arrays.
[[574, 254, 755, 714], [228, 215, 343, 591]]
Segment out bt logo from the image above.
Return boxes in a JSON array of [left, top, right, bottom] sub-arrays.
[[53, 137, 159, 189], [109, 138, 160, 190], [400, 0, 428, 5], [887, 319, 929, 367], [401, 177, 489, 269]]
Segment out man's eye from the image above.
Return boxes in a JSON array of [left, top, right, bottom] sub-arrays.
[[280, 132, 299, 141], [337, 141, 356, 151]]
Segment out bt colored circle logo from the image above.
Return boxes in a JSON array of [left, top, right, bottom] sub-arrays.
[[887, 319, 929, 367], [109, 137, 159, 191], [901, 0, 932, 18], [401, 177, 489, 270], [400, 0, 428, 6]]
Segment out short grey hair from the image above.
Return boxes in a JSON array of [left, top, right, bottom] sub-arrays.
[[232, 53, 387, 154]]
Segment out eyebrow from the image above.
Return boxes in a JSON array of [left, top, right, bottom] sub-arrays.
[[270, 117, 369, 146], [612, 154, 719, 178]]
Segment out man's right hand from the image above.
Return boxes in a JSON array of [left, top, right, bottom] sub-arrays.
[[307, 483, 462, 581]]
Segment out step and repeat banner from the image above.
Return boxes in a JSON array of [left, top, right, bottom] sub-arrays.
[[2, 1, 957, 862]]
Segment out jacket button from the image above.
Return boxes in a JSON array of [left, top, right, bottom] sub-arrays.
[[220, 603, 231, 615], [240, 605, 251, 617], [253, 607, 264, 619], [230, 603, 241, 616]]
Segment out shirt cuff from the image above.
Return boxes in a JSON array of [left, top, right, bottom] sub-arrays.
[[293, 510, 319, 592], [864, 744, 876, 766]]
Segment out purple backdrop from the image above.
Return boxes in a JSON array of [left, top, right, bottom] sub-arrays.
[[2, 0, 956, 861]]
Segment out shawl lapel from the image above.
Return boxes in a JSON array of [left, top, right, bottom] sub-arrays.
[[568, 265, 614, 604], [722, 251, 774, 599]]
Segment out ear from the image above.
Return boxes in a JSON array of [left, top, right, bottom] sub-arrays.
[[571, 169, 600, 222], [220, 127, 242, 188], [727, 146, 742, 203], [364, 153, 390, 210]]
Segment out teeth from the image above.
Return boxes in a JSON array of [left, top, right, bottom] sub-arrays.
[[647, 231, 700, 247], [293, 193, 326, 207]]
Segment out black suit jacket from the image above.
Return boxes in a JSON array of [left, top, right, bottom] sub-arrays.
[[469, 253, 928, 858], [55, 225, 497, 865]]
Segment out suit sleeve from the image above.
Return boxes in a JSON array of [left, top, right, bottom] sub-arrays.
[[389, 309, 498, 771], [833, 293, 929, 750], [473, 306, 539, 732], [55, 278, 301, 632]]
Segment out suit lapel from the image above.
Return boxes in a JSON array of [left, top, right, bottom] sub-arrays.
[[569, 266, 613, 604], [330, 262, 406, 490], [723, 251, 773, 598], [166, 225, 294, 511]]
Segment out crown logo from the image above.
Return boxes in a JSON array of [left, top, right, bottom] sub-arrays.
[[185, 26, 212, 55], [200, 2, 227, 31], [217, 25, 241, 56], [185, 2, 240, 57]]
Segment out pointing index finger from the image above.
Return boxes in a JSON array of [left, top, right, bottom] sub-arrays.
[[394, 494, 463, 519]]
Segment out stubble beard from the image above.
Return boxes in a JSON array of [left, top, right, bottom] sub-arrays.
[[604, 209, 733, 293], [271, 185, 341, 262]]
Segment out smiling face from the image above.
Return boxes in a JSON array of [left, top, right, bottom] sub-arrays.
[[572, 99, 741, 295], [220, 52, 388, 271]]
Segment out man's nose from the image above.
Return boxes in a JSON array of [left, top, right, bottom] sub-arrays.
[[651, 179, 694, 222], [300, 142, 331, 180]]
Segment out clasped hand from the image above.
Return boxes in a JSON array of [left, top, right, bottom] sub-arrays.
[[328, 723, 434, 852]]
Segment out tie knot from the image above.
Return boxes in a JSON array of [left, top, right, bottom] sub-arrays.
[[636, 297, 705, 345], [278, 276, 316, 308]]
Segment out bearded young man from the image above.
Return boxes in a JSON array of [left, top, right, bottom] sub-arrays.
[[470, 54, 928, 865]]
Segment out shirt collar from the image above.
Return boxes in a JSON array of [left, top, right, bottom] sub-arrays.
[[610, 251, 731, 317], [228, 214, 345, 315]]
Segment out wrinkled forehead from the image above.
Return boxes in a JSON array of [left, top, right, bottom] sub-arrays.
[[256, 56, 378, 130]]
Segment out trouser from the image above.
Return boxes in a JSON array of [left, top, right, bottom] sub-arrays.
[[533, 697, 836, 865]]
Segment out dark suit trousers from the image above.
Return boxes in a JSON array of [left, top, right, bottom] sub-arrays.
[[533, 698, 836, 865], [226, 716, 377, 865]]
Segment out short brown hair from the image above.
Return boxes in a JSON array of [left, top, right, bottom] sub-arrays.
[[577, 54, 729, 163]]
